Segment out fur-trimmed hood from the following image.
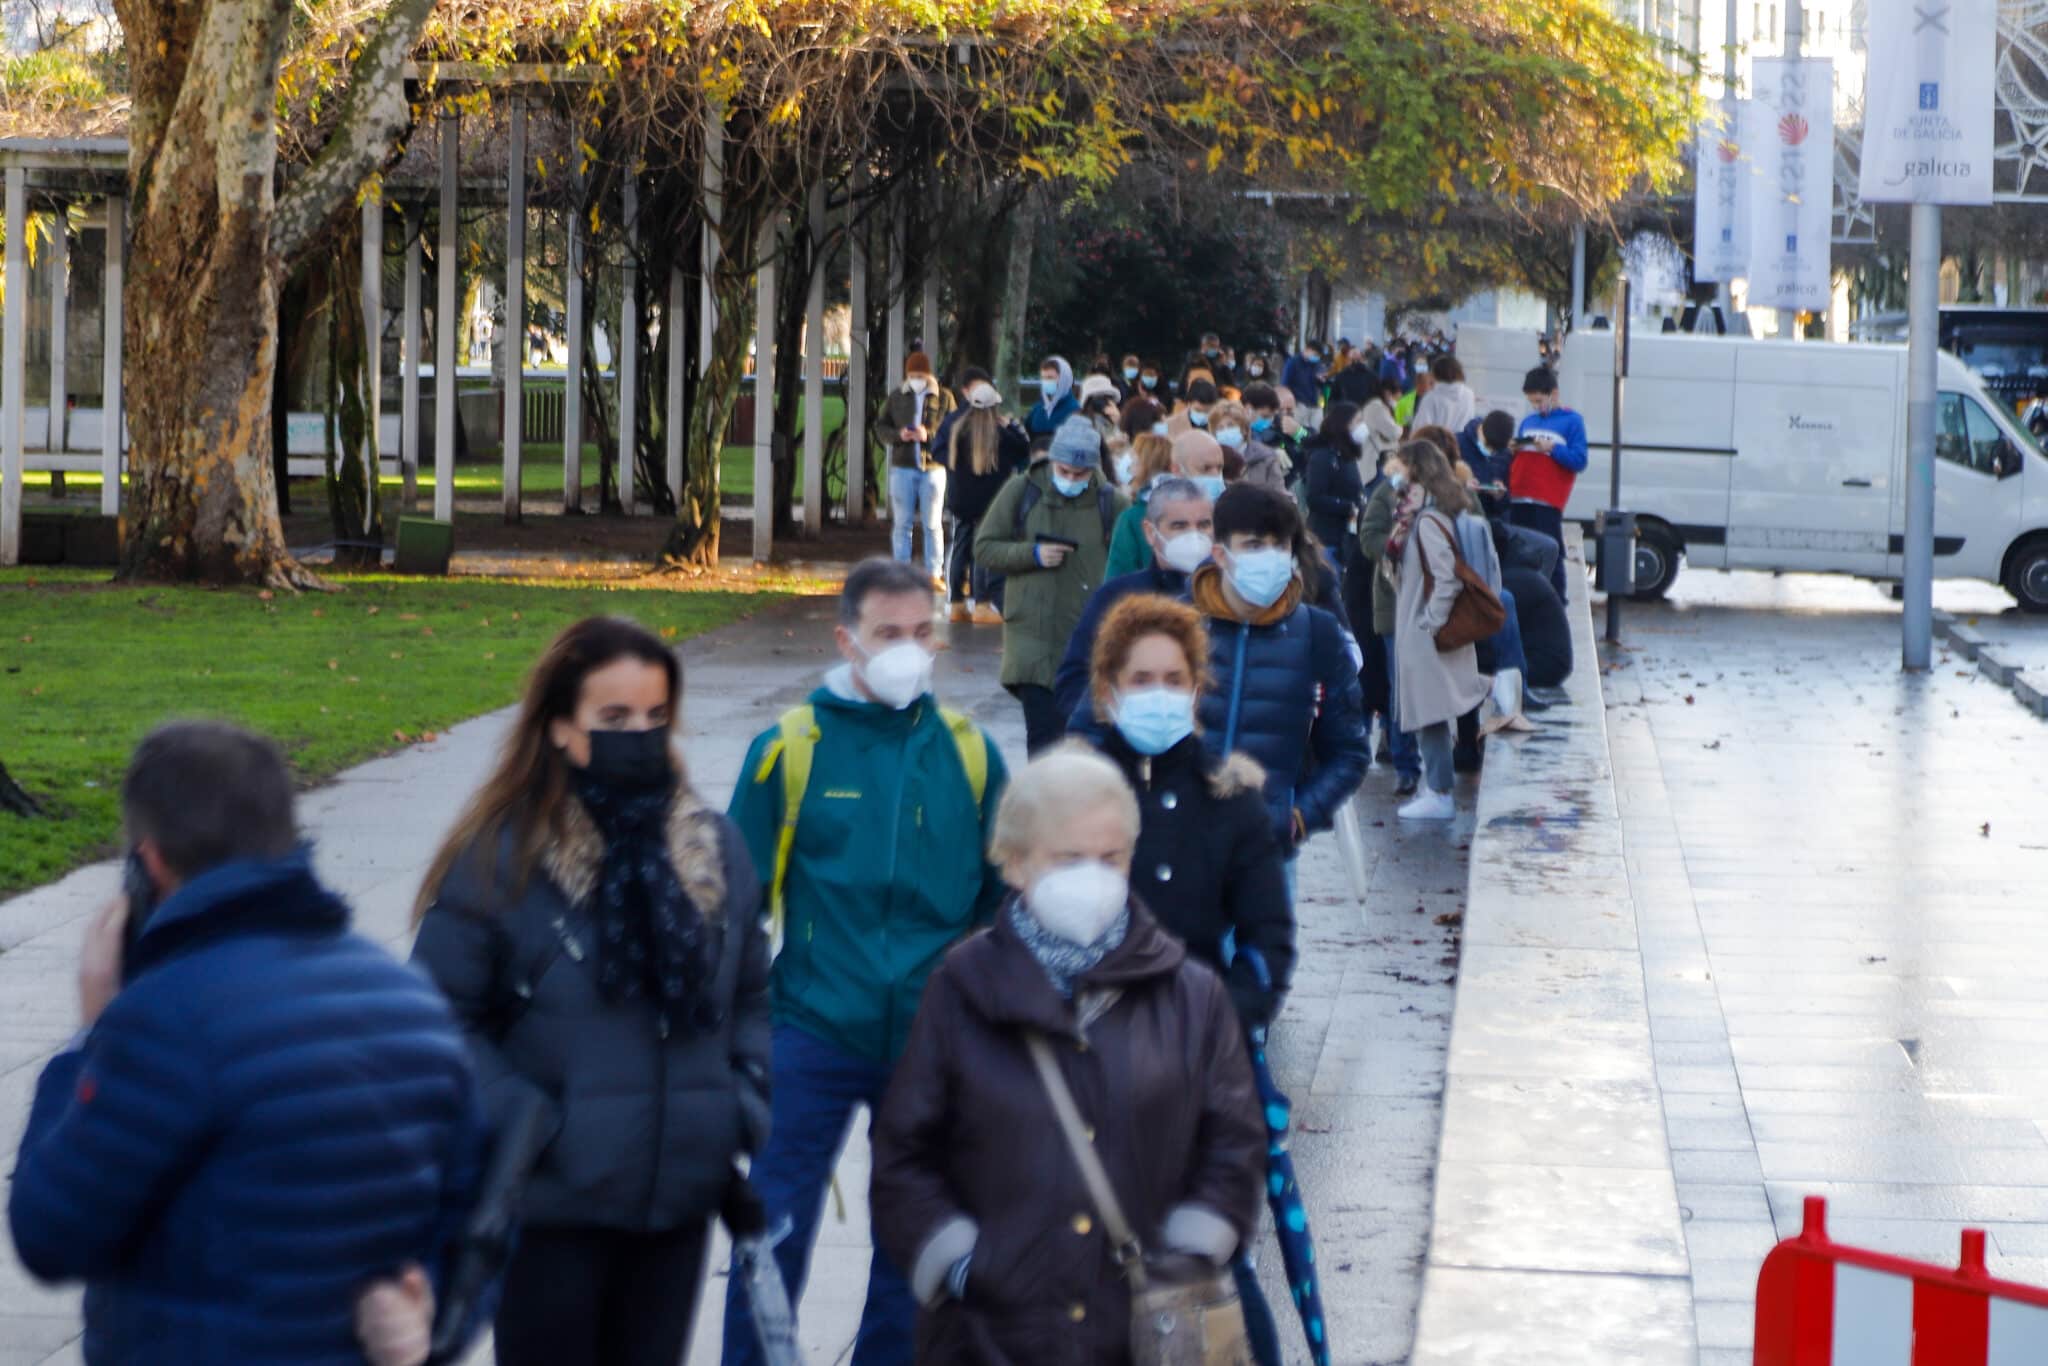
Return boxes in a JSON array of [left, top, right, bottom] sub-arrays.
[[1205, 751, 1266, 801], [541, 782, 729, 922]]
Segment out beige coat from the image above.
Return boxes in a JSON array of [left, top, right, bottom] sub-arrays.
[[1394, 505, 1489, 732]]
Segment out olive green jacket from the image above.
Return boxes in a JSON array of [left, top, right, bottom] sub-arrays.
[[975, 464, 1128, 689]]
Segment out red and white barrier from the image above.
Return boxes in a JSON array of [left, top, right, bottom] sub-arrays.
[[1755, 1196, 2048, 1365]]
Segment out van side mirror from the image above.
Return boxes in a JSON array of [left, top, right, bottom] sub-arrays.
[[1997, 438, 2025, 479]]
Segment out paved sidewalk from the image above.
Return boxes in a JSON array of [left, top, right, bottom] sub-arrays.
[[1605, 574, 2048, 1363], [0, 588, 1470, 1366]]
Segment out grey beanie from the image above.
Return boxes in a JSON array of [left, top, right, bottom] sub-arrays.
[[1048, 415, 1102, 467]]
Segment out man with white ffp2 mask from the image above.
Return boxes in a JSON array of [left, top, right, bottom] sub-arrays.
[[723, 557, 1010, 1366]]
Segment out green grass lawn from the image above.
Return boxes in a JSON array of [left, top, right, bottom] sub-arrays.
[[0, 568, 786, 893]]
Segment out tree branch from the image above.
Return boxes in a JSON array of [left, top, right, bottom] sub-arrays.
[[268, 0, 437, 266]]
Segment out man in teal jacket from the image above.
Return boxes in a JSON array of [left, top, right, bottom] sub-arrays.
[[722, 556, 1008, 1366]]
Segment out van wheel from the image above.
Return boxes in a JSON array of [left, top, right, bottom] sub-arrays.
[[1630, 523, 1681, 601], [2008, 538, 2048, 613]]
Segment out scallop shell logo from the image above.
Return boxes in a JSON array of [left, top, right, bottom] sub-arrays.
[[1716, 138, 1741, 163], [1777, 113, 1810, 146]]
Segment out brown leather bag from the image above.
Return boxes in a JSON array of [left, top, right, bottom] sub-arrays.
[[1417, 510, 1506, 653], [1026, 1034, 1252, 1366]]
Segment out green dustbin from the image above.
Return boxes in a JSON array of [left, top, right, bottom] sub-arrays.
[[393, 516, 454, 576]]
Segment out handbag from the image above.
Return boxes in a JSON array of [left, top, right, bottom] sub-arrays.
[[1417, 510, 1507, 653], [1025, 1034, 1252, 1366]]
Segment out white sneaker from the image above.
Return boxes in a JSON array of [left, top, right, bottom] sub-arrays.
[[1397, 788, 1456, 821]]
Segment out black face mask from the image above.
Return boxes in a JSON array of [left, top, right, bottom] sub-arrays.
[[581, 727, 673, 790]]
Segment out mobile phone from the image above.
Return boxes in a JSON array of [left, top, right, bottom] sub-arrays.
[[122, 851, 158, 967], [1034, 533, 1080, 550]]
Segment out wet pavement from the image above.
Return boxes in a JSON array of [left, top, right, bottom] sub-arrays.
[[1606, 567, 2048, 1363], [0, 586, 1470, 1366]]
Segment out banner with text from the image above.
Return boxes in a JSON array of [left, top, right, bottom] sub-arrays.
[[1746, 58, 1835, 314], [1857, 0, 1995, 204], [1695, 99, 1754, 283]]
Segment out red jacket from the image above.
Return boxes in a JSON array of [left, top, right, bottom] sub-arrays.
[[1508, 445, 1578, 511]]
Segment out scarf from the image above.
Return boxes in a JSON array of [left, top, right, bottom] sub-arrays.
[[1008, 899, 1129, 1000], [1383, 486, 1428, 564], [570, 770, 716, 1037]]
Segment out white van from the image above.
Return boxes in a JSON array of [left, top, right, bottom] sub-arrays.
[[1457, 325, 2048, 612]]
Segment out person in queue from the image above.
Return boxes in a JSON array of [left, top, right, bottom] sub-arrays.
[[1105, 426, 1225, 578], [1211, 397, 1290, 494], [1054, 474, 1217, 722], [875, 350, 955, 589], [1078, 592, 1298, 1365], [1166, 378, 1219, 437], [1385, 440, 1490, 820], [409, 618, 766, 1366], [10, 721, 485, 1366], [976, 415, 1129, 752], [1510, 365, 1588, 599], [1301, 401, 1367, 570], [1027, 355, 1079, 438], [935, 370, 1030, 625], [720, 559, 1010, 1366], [870, 745, 1265, 1365]]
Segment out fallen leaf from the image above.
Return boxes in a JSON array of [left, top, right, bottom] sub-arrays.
[[256, 589, 274, 602], [389, 651, 404, 660], [393, 729, 411, 743], [1433, 911, 1463, 926], [366, 605, 380, 615], [327, 659, 339, 670], [398, 613, 420, 621], [1684, 694, 1696, 705], [1981, 822, 1992, 837]]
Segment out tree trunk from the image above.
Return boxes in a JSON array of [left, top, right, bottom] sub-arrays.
[[323, 218, 383, 565], [770, 228, 808, 538], [112, 0, 435, 587], [0, 757, 41, 818], [663, 203, 764, 567], [992, 188, 1043, 409]]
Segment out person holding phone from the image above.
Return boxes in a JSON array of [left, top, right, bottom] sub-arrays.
[[975, 415, 1129, 752], [9, 721, 486, 1366]]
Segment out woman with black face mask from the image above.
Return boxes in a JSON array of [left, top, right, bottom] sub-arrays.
[[411, 616, 769, 1366]]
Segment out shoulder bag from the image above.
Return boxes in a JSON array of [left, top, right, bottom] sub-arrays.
[[1418, 510, 1507, 653], [1025, 1033, 1251, 1366]]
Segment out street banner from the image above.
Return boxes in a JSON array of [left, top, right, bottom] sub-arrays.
[[1746, 58, 1835, 313], [1856, 0, 1996, 204], [1695, 98, 1754, 283]]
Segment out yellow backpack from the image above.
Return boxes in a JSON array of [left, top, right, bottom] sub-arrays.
[[751, 703, 989, 942]]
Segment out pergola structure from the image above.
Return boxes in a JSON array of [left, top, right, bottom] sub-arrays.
[[0, 103, 938, 567]]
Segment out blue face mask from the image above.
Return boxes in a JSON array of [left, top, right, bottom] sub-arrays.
[[1192, 473, 1227, 501], [1226, 547, 1295, 608], [1151, 420, 1170, 437], [1123, 366, 1139, 381], [1141, 374, 1159, 390], [1114, 688, 1197, 757], [1052, 470, 1092, 498], [1189, 410, 1210, 429], [1251, 417, 1277, 438]]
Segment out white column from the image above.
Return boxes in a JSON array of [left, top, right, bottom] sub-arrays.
[[803, 183, 826, 537], [847, 168, 869, 523], [562, 191, 585, 514], [401, 203, 422, 510], [360, 192, 383, 494], [501, 97, 526, 523], [47, 208, 67, 453], [885, 200, 906, 386], [665, 264, 685, 505], [1297, 277, 1310, 352], [920, 272, 940, 373], [99, 193, 123, 517], [752, 214, 778, 563], [2, 166, 25, 566], [1571, 225, 1588, 331], [1902, 204, 1940, 671], [618, 176, 640, 512], [434, 115, 459, 523], [699, 107, 723, 377]]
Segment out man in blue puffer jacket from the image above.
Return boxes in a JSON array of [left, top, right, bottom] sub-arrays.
[[8, 722, 487, 1366], [1070, 484, 1368, 888]]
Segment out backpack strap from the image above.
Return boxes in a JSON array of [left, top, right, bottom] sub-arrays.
[[753, 704, 820, 944], [938, 707, 989, 807], [1012, 477, 1045, 539], [1096, 485, 1117, 544]]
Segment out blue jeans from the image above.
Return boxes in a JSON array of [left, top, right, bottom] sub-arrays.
[[721, 1025, 915, 1366], [888, 466, 945, 574], [1488, 587, 1529, 677], [1379, 631, 1420, 781]]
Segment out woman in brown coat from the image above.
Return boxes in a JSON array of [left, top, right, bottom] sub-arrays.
[[871, 746, 1266, 1365]]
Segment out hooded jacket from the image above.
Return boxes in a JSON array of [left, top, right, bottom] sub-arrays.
[[1088, 734, 1295, 1025], [1411, 380, 1477, 436], [871, 903, 1265, 1366], [1280, 352, 1323, 409], [975, 463, 1128, 690], [1025, 358, 1079, 437], [411, 782, 769, 1231], [729, 676, 1011, 1062], [12, 850, 483, 1366]]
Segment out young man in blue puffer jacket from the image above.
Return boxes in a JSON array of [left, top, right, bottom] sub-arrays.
[[8, 721, 487, 1366]]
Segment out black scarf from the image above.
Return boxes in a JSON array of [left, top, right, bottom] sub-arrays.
[[569, 771, 717, 1037]]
